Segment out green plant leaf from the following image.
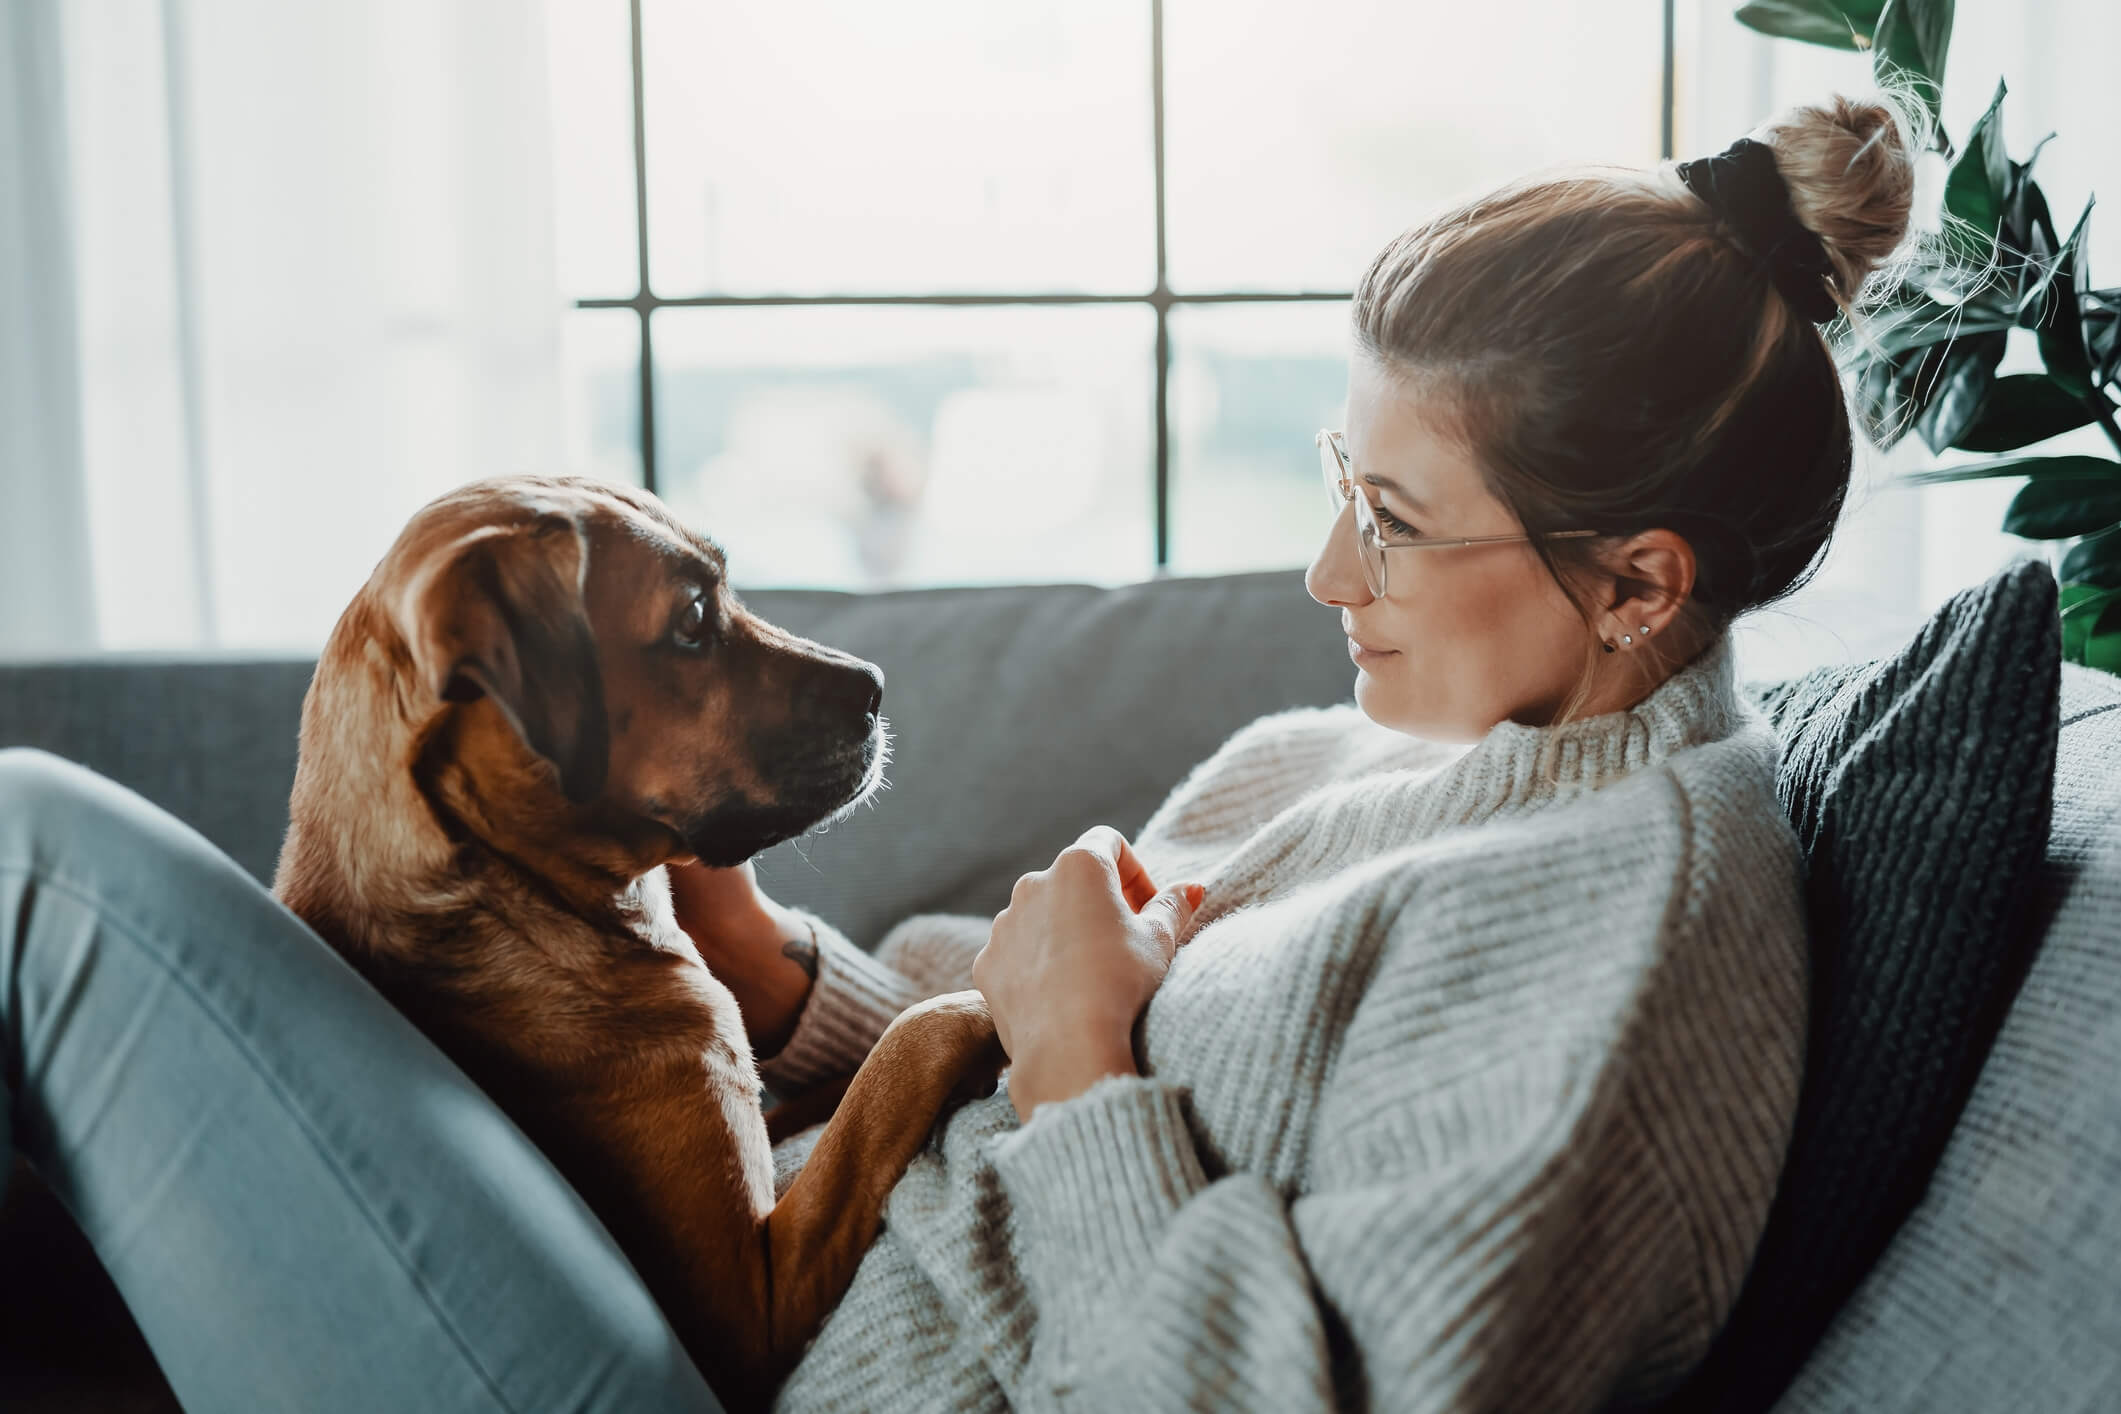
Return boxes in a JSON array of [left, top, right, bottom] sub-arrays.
[[1902, 453, 2121, 486], [1871, 0, 1954, 126], [1866, 269, 2027, 356], [2028, 199, 2096, 395], [1917, 330, 2009, 452], [2085, 626, 2121, 673], [2060, 583, 2121, 620], [2003, 477, 2121, 538], [1734, 0, 1885, 47], [1956, 374, 2100, 451], [1858, 343, 1936, 448], [1852, 323, 2007, 451], [2001, 138, 2059, 260], [2085, 286, 2120, 389], [1942, 81, 2011, 255], [1865, 289, 2016, 360], [2061, 528, 2121, 589], [2059, 583, 2121, 668]]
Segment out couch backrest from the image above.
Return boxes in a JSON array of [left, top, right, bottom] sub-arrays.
[[0, 571, 1353, 943], [1768, 663, 2121, 1412], [7, 578, 2119, 1405], [0, 656, 315, 886]]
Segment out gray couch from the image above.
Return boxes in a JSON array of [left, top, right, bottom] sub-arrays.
[[2, 568, 2117, 1411]]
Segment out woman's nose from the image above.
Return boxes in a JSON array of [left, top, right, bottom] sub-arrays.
[[1306, 502, 1374, 608]]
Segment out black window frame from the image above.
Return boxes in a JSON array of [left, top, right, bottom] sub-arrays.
[[577, 0, 1678, 570]]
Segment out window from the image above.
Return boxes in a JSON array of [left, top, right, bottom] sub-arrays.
[[55, 0, 2078, 671], [551, 0, 1672, 590]]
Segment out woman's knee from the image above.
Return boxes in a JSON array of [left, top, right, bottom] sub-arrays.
[[0, 746, 86, 809], [0, 748, 110, 859], [0, 748, 229, 892]]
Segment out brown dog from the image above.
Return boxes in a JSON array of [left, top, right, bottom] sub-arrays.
[[273, 474, 1004, 1411]]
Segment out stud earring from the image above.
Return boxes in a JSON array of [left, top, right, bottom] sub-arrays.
[[1622, 634, 1634, 646], [1640, 624, 1652, 636]]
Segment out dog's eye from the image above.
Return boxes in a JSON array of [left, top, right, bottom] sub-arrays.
[[672, 593, 710, 651]]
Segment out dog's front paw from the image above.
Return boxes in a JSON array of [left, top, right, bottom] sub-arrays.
[[944, 1028, 1009, 1109], [890, 987, 994, 1038], [887, 990, 1006, 1107]]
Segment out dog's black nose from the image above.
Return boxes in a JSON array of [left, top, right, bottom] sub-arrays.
[[817, 662, 884, 721]]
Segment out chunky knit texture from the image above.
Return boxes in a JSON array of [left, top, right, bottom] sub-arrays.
[[1659, 561, 2062, 1414], [758, 636, 1808, 1413]]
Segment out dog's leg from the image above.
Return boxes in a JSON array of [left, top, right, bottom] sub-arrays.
[[611, 989, 1003, 1412], [762, 1073, 853, 1145], [759, 989, 1005, 1374]]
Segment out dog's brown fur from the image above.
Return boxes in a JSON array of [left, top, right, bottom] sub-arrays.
[[273, 475, 1004, 1411]]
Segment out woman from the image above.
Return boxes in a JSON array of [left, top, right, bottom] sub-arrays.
[[0, 93, 1913, 1412], [670, 93, 1916, 1413]]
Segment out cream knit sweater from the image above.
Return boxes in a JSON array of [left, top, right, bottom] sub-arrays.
[[758, 636, 1806, 1414]]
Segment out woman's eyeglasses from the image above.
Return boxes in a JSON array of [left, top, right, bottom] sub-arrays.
[[1316, 430, 1597, 597]]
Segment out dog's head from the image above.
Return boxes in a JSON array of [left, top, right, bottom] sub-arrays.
[[370, 475, 886, 874]]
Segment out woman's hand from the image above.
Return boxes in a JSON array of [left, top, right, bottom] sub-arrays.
[[973, 826, 1204, 1124], [667, 859, 818, 1058]]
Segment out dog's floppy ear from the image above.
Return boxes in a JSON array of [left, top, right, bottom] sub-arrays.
[[402, 513, 610, 804]]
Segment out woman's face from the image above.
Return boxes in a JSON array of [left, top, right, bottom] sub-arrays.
[[1305, 354, 1599, 741]]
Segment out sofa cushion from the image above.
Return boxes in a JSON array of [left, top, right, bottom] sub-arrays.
[[1770, 662, 2121, 1412], [0, 657, 314, 885], [1660, 558, 2063, 1414]]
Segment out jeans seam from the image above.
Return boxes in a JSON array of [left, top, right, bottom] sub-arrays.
[[0, 862, 527, 1414]]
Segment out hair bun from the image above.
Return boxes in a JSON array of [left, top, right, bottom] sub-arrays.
[[1755, 93, 1920, 309]]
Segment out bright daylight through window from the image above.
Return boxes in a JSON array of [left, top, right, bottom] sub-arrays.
[[551, 0, 1664, 591], [37, 1, 2098, 670]]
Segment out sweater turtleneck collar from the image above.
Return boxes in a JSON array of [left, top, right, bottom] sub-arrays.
[[1144, 635, 1751, 911], [1443, 632, 1743, 817]]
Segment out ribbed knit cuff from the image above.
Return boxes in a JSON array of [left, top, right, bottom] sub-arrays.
[[756, 908, 927, 1096], [993, 1073, 1211, 1361]]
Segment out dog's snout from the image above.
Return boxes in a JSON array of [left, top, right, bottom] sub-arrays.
[[810, 662, 884, 723]]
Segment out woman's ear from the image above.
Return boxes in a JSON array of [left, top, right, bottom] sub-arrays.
[[1600, 529, 1696, 636]]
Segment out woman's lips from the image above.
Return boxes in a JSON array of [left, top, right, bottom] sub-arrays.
[[1347, 635, 1398, 666]]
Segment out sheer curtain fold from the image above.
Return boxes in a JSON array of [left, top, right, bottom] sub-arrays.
[[2, 0, 98, 656], [12, 0, 568, 658]]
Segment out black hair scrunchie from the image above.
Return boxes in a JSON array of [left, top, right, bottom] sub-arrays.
[[1677, 138, 1840, 325]]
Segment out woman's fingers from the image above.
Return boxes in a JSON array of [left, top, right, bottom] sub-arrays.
[[1115, 838, 1160, 911], [1072, 824, 1159, 911], [1138, 883, 1205, 959]]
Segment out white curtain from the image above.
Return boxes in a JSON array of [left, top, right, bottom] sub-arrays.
[[2, 0, 98, 656], [5, 0, 568, 657]]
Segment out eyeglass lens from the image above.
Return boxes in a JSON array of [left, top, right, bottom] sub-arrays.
[[1319, 435, 1387, 597]]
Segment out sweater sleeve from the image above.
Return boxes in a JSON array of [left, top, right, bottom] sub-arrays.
[[991, 1049, 1691, 1413], [755, 907, 992, 1096], [988, 706, 1796, 1412]]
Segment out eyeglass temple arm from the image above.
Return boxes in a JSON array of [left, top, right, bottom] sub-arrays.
[[1385, 529, 1602, 550]]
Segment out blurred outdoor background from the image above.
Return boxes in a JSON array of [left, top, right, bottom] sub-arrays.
[[4, 0, 2117, 678]]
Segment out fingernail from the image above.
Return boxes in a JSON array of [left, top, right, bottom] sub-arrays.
[[1186, 883, 1205, 908]]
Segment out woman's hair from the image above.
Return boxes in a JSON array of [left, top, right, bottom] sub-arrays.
[[1351, 91, 1922, 666]]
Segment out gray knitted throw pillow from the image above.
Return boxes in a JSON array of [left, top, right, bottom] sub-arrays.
[[1653, 559, 2062, 1414]]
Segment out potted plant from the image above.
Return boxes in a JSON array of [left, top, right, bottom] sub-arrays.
[[1735, 0, 2121, 670]]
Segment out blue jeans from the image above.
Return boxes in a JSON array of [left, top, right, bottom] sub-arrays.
[[0, 749, 725, 1413]]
